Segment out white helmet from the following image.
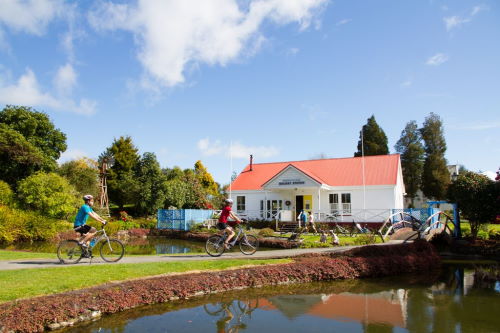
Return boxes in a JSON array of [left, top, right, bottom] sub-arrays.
[[225, 198, 234, 204], [83, 194, 94, 202]]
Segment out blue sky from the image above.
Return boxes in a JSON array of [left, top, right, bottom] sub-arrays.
[[0, 0, 499, 183]]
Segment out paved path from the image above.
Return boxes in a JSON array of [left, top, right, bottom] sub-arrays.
[[0, 241, 404, 271]]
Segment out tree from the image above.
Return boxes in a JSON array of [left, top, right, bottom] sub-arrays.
[[135, 152, 167, 215], [106, 136, 140, 209], [194, 160, 219, 197], [57, 158, 99, 198], [420, 113, 450, 200], [17, 172, 79, 219], [0, 105, 67, 162], [0, 180, 13, 206], [395, 121, 425, 207], [447, 171, 498, 239], [354, 115, 389, 157], [0, 124, 45, 187]]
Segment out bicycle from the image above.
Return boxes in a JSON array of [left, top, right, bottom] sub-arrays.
[[325, 213, 353, 236], [205, 223, 259, 257], [57, 225, 125, 264]]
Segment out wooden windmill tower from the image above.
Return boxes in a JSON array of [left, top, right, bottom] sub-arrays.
[[97, 158, 111, 217]]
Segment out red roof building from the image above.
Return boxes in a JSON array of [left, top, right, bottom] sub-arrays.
[[229, 154, 405, 223]]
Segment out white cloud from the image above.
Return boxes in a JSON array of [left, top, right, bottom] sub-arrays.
[[0, 67, 96, 115], [451, 121, 500, 131], [89, 0, 328, 89], [302, 104, 328, 121], [58, 149, 89, 164], [426, 53, 449, 66], [401, 79, 412, 87], [198, 138, 225, 156], [197, 138, 278, 159], [0, 0, 64, 35], [481, 171, 496, 181], [54, 63, 77, 95], [443, 16, 470, 31], [287, 47, 300, 56], [471, 5, 487, 16], [336, 18, 351, 26]]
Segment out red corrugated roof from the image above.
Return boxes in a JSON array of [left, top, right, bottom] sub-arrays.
[[231, 154, 400, 190]]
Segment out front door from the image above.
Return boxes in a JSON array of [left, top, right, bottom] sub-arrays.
[[303, 195, 312, 213], [295, 195, 303, 220]]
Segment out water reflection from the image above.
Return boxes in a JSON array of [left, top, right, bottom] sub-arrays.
[[63, 264, 500, 333], [0, 237, 206, 255]]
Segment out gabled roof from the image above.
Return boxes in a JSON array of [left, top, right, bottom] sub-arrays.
[[231, 154, 401, 191]]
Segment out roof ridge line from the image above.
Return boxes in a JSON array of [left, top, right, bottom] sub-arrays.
[[246, 154, 400, 166]]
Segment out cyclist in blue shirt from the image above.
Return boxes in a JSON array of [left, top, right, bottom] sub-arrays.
[[74, 195, 107, 246]]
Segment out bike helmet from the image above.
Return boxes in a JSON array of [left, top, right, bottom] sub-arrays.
[[225, 198, 234, 204], [83, 194, 94, 201]]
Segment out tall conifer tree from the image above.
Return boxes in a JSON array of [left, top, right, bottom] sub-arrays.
[[420, 113, 450, 200], [395, 121, 425, 207], [354, 115, 389, 157], [106, 136, 140, 209]]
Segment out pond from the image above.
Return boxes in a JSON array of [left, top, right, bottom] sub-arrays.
[[62, 263, 500, 332], [0, 237, 207, 255]]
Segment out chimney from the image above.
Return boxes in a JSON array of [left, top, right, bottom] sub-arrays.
[[250, 154, 253, 171]]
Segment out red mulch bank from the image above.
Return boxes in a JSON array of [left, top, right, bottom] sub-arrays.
[[0, 240, 440, 333]]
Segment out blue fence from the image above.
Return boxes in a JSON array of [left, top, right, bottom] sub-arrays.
[[390, 208, 440, 225], [157, 209, 214, 231]]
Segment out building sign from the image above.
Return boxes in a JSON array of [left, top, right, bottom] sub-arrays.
[[278, 178, 305, 185]]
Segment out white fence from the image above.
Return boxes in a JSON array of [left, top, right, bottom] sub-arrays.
[[234, 209, 391, 223]]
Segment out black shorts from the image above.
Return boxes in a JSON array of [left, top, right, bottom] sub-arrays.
[[74, 225, 92, 235], [217, 223, 229, 231]]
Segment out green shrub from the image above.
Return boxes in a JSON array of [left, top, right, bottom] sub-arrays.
[[353, 234, 377, 245], [488, 230, 500, 241], [0, 180, 13, 206], [17, 172, 79, 219], [0, 205, 70, 243], [258, 228, 275, 237], [248, 220, 276, 230]]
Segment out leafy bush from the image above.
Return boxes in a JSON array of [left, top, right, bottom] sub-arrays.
[[17, 172, 79, 219], [0, 180, 13, 206], [248, 220, 276, 230], [0, 205, 70, 243], [258, 228, 275, 237], [488, 230, 500, 241], [353, 234, 377, 245]]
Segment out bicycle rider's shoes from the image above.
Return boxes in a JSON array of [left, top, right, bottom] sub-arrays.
[[224, 243, 231, 250]]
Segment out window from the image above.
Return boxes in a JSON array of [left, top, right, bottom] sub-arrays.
[[329, 194, 338, 204], [236, 196, 245, 212], [341, 193, 351, 213], [329, 193, 339, 213]]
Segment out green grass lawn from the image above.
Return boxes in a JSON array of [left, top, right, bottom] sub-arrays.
[[0, 250, 55, 261], [0, 258, 290, 303]]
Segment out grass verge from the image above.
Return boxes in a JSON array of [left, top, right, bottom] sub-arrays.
[[0, 250, 54, 261], [0, 258, 290, 303]]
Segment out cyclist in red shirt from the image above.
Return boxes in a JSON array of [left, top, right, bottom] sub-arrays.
[[217, 198, 242, 249]]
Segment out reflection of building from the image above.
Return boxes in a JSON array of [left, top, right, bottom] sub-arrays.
[[257, 290, 408, 329]]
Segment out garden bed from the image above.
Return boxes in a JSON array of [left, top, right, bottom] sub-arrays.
[[0, 240, 440, 332]]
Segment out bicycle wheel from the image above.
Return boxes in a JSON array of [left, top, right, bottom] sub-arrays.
[[239, 235, 258, 255], [99, 239, 125, 262], [57, 240, 83, 264], [206, 235, 225, 257]]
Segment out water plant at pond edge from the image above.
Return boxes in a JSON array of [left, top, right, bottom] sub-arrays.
[[0, 240, 440, 332]]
